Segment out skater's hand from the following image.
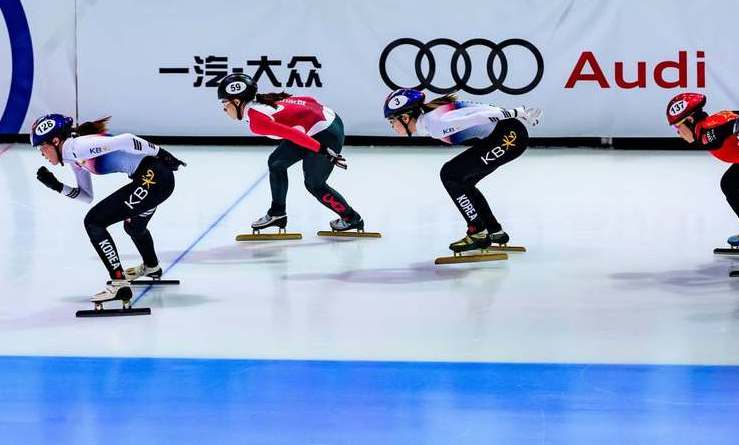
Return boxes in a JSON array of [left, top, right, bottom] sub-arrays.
[[321, 146, 348, 170], [519, 107, 542, 127], [36, 166, 63, 193], [157, 148, 187, 171]]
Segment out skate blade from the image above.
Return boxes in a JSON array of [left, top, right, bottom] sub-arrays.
[[107, 279, 179, 286], [76, 307, 151, 317], [714, 247, 739, 255], [483, 245, 526, 253], [317, 230, 382, 238], [730, 271, 739, 278], [235, 233, 302, 241], [434, 252, 508, 265]]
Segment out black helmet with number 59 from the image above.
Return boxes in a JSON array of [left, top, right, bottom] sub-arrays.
[[218, 73, 258, 103]]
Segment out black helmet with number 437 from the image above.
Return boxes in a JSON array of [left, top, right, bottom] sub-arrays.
[[217, 73, 258, 103]]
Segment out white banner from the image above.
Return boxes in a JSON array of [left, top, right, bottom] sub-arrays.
[[70, 0, 739, 137], [1, 0, 76, 134]]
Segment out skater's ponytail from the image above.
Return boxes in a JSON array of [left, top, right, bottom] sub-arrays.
[[73, 116, 111, 137], [255, 92, 292, 108], [421, 92, 458, 113]]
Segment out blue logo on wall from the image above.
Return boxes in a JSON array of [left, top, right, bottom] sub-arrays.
[[0, 0, 33, 134]]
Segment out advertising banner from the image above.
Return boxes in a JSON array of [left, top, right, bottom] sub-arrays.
[[5, 1, 737, 138], [1, 0, 76, 134]]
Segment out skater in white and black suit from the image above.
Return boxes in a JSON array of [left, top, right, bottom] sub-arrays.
[[383, 89, 542, 253], [31, 114, 185, 304]]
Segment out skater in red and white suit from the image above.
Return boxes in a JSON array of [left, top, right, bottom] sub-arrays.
[[218, 73, 364, 232], [667, 93, 739, 246]]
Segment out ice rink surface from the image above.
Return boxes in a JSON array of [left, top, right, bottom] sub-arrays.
[[1, 144, 738, 444]]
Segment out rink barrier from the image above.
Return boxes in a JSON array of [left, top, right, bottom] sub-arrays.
[[0, 134, 698, 149]]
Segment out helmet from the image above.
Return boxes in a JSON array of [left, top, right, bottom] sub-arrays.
[[666, 93, 706, 125], [30, 114, 74, 147], [383, 88, 425, 119], [218, 73, 257, 103]]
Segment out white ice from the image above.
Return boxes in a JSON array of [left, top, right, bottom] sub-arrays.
[[1, 144, 737, 364]]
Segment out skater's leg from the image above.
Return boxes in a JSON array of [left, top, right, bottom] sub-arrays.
[[267, 141, 303, 215], [303, 114, 358, 220], [123, 209, 158, 267], [720, 164, 739, 219], [86, 158, 175, 280], [85, 207, 126, 280], [302, 153, 356, 218], [466, 187, 502, 233], [440, 153, 490, 233], [440, 120, 528, 233]]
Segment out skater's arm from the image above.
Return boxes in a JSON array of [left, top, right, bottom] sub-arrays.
[[62, 164, 93, 203], [68, 134, 159, 161], [699, 120, 738, 149], [111, 133, 160, 157], [247, 108, 321, 152], [429, 106, 525, 138]]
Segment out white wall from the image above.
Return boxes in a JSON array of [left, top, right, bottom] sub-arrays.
[[5, 0, 738, 137]]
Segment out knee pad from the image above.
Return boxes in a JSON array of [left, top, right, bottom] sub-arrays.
[[304, 179, 325, 197], [440, 161, 459, 184], [83, 212, 107, 238], [720, 173, 736, 197], [268, 151, 288, 170], [123, 220, 147, 238]]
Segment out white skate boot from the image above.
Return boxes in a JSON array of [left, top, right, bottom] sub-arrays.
[[91, 280, 133, 310], [124, 264, 162, 280], [251, 213, 287, 231]]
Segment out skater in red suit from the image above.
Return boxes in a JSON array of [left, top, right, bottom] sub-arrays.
[[667, 93, 739, 247], [218, 73, 364, 233]]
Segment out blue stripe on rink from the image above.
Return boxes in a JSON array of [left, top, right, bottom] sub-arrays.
[[133, 172, 268, 305], [0, 356, 737, 445]]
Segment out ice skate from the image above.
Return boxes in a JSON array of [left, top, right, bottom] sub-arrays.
[[125, 263, 162, 280], [77, 280, 151, 317], [318, 213, 381, 238], [484, 231, 527, 253], [108, 264, 179, 286], [449, 230, 492, 253], [236, 213, 302, 241], [713, 234, 739, 255], [435, 230, 508, 265]]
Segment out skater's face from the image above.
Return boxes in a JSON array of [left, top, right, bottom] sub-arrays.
[[38, 138, 61, 165], [674, 118, 695, 143], [222, 99, 241, 120], [388, 114, 416, 136]]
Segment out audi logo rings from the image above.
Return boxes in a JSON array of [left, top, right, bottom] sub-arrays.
[[379, 38, 544, 95]]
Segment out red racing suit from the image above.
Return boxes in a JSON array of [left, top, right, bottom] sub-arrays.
[[694, 111, 739, 163], [244, 96, 336, 152]]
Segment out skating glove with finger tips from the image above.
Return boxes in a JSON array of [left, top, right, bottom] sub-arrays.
[[157, 148, 187, 171], [36, 166, 63, 193], [320, 145, 348, 170], [520, 107, 543, 127]]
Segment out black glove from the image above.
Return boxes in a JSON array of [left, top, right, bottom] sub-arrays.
[[319, 145, 347, 170], [157, 148, 187, 171], [36, 166, 63, 193]]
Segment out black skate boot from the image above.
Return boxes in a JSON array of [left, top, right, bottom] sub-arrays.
[[488, 230, 510, 246], [330, 212, 364, 232], [449, 229, 492, 253]]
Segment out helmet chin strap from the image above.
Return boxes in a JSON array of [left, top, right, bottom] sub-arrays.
[[400, 115, 414, 137], [235, 99, 247, 120], [53, 139, 64, 166]]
